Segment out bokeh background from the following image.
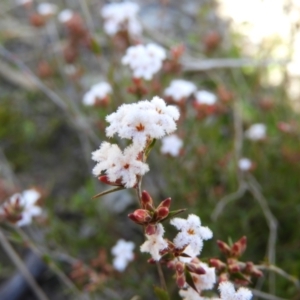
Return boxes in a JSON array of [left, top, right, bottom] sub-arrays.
[[0, 0, 299, 299]]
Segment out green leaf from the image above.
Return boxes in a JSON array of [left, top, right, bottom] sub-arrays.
[[89, 37, 101, 55], [153, 286, 169, 300], [185, 269, 197, 292], [145, 139, 156, 158]]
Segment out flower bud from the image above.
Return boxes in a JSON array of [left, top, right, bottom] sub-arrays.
[[176, 273, 186, 288], [228, 262, 241, 273], [98, 175, 123, 186], [244, 262, 263, 277], [209, 258, 226, 271], [186, 263, 206, 275], [175, 261, 185, 274], [129, 209, 151, 224], [141, 190, 153, 210], [145, 224, 157, 235], [158, 197, 171, 209], [231, 236, 247, 257], [216, 240, 231, 256], [156, 206, 169, 220]]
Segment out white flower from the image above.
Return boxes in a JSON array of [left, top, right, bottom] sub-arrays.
[[58, 9, 74, 23], [105, 97, 179, 149], [179, 286, 203, 300], [161, 134, 183, 157], [92, 142, 149, 188], [140, 223, 168, 261], [37, 3, 58, 16], [83, 82, 112, 106], [164, 80, 197, 101], [170, 214, 213, 256], [245, 124, 266, 141], [238, 158, 252, 171], [101, 2, 142, 37], [2, 189, 42, 227], [111, 239, 135, 272], [192, 262, 216, 292], [122, 44, 166, 80], [195, 91, 217, 105], [218, 281, 252, 300]]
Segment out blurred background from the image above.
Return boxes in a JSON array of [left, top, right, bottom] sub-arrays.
[[0, 0, 299, 299]]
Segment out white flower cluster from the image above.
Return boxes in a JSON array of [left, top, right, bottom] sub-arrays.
[[179, 281, 252, 300], [92, 97, 179, 188], [106, 96, 179, 148], [1, 189, 42, 227], [92, 142, 149, 188], [195, 90, 217, 105], [140, 214, 212, 262], [111, 239, 135, 272], [82, 82, 112, 106], [101, 2, 142, 37], [161, 134, 183, 157], [164, 79, 197, 101], [219, 281, 253, 300], [171, 214, 213, 257], [122, 44, 166, 80], [245, 123, 266, 141]]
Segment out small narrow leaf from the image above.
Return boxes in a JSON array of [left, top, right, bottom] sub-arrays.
[[153, 286, 169, 300], [161, 208, 186, 222], [92, 186, 125, 199]]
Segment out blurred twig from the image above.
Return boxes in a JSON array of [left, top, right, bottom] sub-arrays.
[[251, 289, 288, 300], [182, 58, 289, 71], [0, 228, 49, 300], [14, 227, 91, 300]]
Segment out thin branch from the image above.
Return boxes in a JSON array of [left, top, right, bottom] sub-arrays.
[[182, 58, 288, 72], [0, 229, 49, 300], [247, 175, 278, 294], [251, 288, 288, 300], [211, 183, 247, 221], [14, 227, 90, 300], [257, 264, 300, 289]]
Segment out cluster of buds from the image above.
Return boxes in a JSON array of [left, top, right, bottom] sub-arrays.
[[127, 78, 148, 99], [163, 44, 185, 74], [59, 12, 98, 64], [128, 190, 172, 234], [70, 249, 113, 292], [210, 236, 263, 285]]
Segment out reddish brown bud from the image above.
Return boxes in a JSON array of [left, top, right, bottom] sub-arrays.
[[244, 262, 263, 277], [29, 13, 46, 27], [203, 31, 221, 52], [228, 262, 241, 273], [158, 197, 171, 209], [175, 261, 185, 274], [176, 274, 186, 288], [145, 224, 157, 235], [167, 260, 176, 269], [130, 209, 151, 224], [156, 207, 169, 220], [98, 175, 123, 186], [186, 263, 206, 275], [232, 236, 247, 257], [141, 190, 153, 210], [217, 240, 231, 256], [209, 258, 226, 271]]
